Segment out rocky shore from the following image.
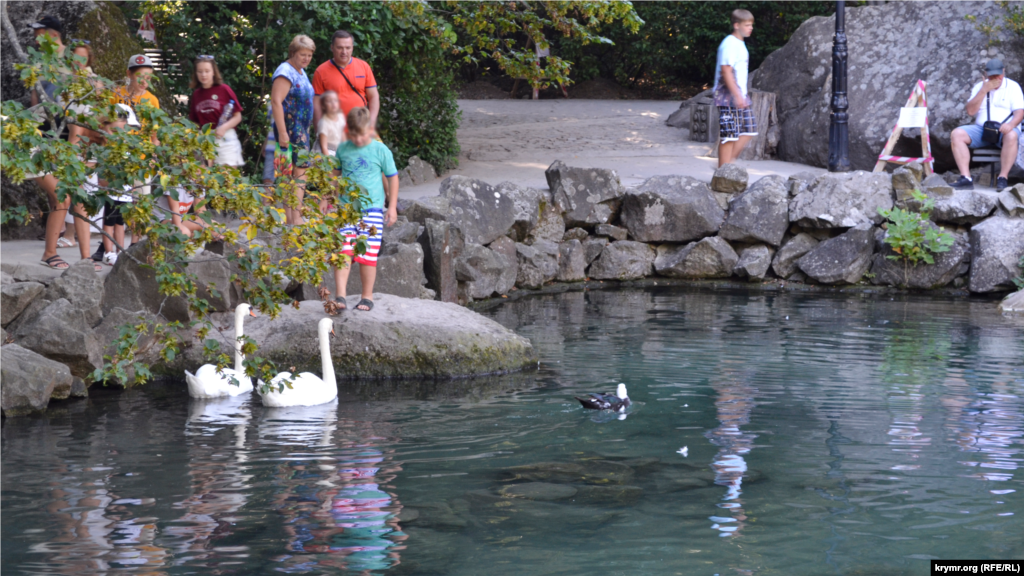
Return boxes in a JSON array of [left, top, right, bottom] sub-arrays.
[[3, 160, 1023, 416]]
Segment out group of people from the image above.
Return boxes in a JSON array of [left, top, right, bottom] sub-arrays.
[[28, 17, 397, 313]]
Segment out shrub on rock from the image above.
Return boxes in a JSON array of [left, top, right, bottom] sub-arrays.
[[620, 176, 724, 243], [870, 225, 969, 289]]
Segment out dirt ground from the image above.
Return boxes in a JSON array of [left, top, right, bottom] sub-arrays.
[[401, 99, 825, 199]]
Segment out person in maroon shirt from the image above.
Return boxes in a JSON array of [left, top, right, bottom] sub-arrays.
[[188, 56, 244, 167]]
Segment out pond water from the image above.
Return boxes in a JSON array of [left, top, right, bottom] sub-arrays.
[[3, 288, 1023, 575]]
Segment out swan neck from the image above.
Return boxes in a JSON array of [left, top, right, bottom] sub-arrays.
[[234, 308, 246, 372], [320, 327, 336, 386]]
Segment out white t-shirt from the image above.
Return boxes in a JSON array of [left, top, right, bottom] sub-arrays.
[[713, 35, 750, 102], [317, 114, 346, 154], [970, 78, 1024, 125]]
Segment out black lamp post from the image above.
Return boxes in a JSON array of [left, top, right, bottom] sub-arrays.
[[828, 1, 851, 172]]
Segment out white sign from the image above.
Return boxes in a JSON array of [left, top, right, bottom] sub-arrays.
[[897, 107, 927, 128]]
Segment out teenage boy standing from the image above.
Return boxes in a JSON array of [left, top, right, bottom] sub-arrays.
[[713, 9, 757, 168]]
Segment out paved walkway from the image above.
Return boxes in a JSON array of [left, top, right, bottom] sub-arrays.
[[3, 99, 827, 282]]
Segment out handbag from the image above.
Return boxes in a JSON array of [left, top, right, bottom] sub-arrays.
[[981, 86, 1012, 145]]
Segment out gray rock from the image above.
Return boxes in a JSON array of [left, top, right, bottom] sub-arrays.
[[526, 196, 566, 245], [497, 182, 543, 242], [43, 260, 105, 326], [710, 164, 748, 193], [1, 344, 74, 416], [620, 176, 725, 242], [734, 245, 774, 280], [439, 176, 517, 245], [397, 155, 436, 187], [892, 165, 921, 194], [582, 237, 609, 265], [772, 233, 820, 278], [789, 171, 893, 228], [487, 236, 519, 295], [750, 2, 1014, 172], [399, 195, 451, 225], [589, 241, 656, 280], [921, 173, 954, 197], [928, 190, 998, 225], [797, 223, 876, 284], [419, 219, 465, 303], [562, 227, 589, 242], [499, 483, 577, 501], [457, 243, 511, 300], [545, 160, 625, 228], [1, 271, 12, 285], [515, 240, 559, 289], [102, 241, 236, 323], [999, 291, 1024, 313], [969, 215, 1024, 293], [998, 185, 1024, 217], [595, 223, 628, 241], [719, 175, 790, 247], [345, 243, 427, 300], [184, 297, 536, 380], [871, 225, 969, 288], [8, 298, 102, 378], [787, 171, 818, 197], [382, 217, 423, 249], [93, 308, 163, 374], [1, 281, 45, 328], [654, 237, 739, 278], [557, 240, 587, 282], [904, 162, 925, 182], [70, 377, 88, 398]]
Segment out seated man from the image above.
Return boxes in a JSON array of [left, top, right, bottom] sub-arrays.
[[950, 58, 1023, 191]]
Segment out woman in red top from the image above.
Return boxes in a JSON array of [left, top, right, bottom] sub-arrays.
[[188, 56, 244, 167]]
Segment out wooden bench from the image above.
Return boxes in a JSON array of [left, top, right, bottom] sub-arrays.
[[972, 146, 1001, 187]]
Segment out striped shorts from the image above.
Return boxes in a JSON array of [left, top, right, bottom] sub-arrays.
[[718, 106, 758, 143], [339, 208, 384, 267]]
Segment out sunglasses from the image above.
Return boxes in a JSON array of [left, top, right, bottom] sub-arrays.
[[196, 55, 215, 61]]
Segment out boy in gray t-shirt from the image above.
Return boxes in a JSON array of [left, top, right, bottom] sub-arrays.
[[712, 9, 757, 168]]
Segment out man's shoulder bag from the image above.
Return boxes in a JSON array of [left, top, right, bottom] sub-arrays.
[[981, 87, 1012, 146], [330, 59, 367, 107]]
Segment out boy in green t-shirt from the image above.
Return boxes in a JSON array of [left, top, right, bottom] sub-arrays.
[[331, 107, 399, 312]]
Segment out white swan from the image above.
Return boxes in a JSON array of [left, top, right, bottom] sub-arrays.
[[185, 303, 256, 398], [259, 317, 338, 407]]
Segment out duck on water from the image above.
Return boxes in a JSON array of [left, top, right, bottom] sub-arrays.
[[575, 384, 631, 412]]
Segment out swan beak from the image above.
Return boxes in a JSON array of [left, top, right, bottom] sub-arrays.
[[330, 329, 336, 336], [249, 310, 257, 317]]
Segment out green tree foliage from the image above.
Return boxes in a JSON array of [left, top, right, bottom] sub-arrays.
[[2, 35, 364, 390], [134, 0, 461, 172]]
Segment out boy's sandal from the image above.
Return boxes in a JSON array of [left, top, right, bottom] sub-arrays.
[[41, 255, 70, 269], [56, 236, 77, 248], [356, 298, 374, 312], [334, 297, 347, 311]]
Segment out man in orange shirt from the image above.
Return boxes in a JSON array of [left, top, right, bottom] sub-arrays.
[[312, 30, 380, 129]]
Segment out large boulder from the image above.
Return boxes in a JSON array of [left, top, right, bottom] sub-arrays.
[[182, 298, 537, 380], [344, 243, 427, 300], [43, 259, 105, 326], [870, 226, 969, 288], [734, 245, 774, 280], [719, 175, 790, 247], [457, 242, 515, 300], [999, 291, 1024, 313], [556, 240, 587, 282], [487, 236, 519, 296], [7, 298, 102, 378], [588, 241, 656, 280], [926, 190, 998, 225], [439, 176, 517, 245], [400, 195, 450, 225], [620, 176, 725, 243], [789, 171, 893, 228], [102, 240, 237, 322], [497, 182, 544, 242], [526, 197, 566, 245], [797, 223, 876, 284], [751, 1, 1017, 171], [772, 233, 819, 278], [968, 215, 1024, 293], [397, 156, 436, 187], [654, 237, 739, 279], [1, 344, 74, 416], [515, 240, 559, 289], [419, 219, 465, 303], [1, 281, 45, 328], [545, 161, 625, 228], [998, 185, 1024, 217]]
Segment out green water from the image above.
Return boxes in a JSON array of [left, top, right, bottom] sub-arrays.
[[3, 289, 1023, 575]]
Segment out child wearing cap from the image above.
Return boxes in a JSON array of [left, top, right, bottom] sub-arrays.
[[110, 54, 160, 112]]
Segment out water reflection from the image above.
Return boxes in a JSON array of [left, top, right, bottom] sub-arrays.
[[259, 402, 407, 573], [705, 366, 758, 538]]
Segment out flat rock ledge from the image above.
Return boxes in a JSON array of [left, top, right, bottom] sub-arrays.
[[173, 296, 537, 380]]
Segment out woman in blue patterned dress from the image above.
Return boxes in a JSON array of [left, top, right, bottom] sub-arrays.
[[271, 34, 316, 224]]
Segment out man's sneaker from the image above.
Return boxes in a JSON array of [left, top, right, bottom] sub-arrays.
[[996, 176, 1009, 190], [102, 251, 118, 266], [90, 243, 104, 262], [950, 176, 974, 190]]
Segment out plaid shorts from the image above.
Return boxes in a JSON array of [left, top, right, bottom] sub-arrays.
[[339, 208, 384, 267], [718, 106, 758, 143]]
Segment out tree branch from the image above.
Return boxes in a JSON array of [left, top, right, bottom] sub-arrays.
[[1, 4, 28, 63]]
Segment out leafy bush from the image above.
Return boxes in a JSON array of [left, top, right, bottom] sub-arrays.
[[877, 190, 955, 286]]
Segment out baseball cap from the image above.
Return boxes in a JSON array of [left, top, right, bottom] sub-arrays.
[[985, 58, 1005, 76], [29, 15, 63, 36], [127, 54, 155, 71]]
